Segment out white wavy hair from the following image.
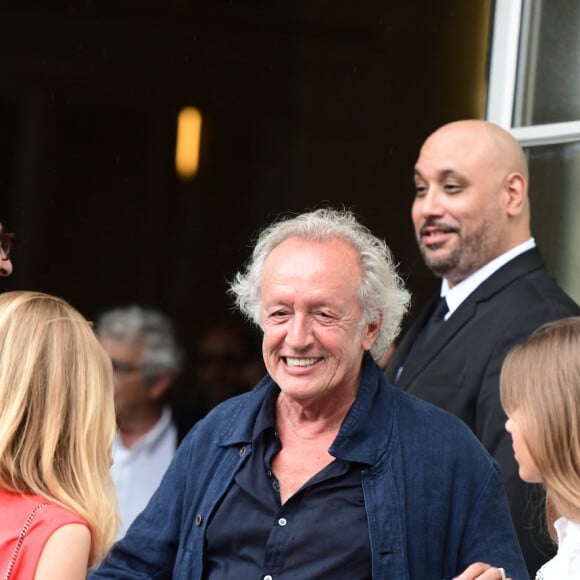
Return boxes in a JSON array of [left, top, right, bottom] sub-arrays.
[[96, 306, 183, 378], [229, 208, 411, 360]]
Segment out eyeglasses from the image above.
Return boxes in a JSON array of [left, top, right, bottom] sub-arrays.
[[0, 232, 14, 261], [111, 359, 143, 375]]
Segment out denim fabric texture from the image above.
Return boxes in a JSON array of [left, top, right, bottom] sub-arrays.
[[90, 355, 528, 580]]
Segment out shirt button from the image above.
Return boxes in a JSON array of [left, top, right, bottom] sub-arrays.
[[239, 445, 247, 457], [264, 576, 273, 580], [278, 517, 287, 526], [195, 514, 203, 526]]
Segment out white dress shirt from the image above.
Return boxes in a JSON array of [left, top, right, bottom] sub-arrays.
[[394, 239, 537, 383], [535, 517, 580, 579], [440, 238, 536, 319], [111, 406, 177, 539]]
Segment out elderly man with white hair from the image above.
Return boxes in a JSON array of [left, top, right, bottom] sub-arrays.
[[91, 209, 527, 580]]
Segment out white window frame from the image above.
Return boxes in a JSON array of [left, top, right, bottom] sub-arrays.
[[486, 0, 580, 146]]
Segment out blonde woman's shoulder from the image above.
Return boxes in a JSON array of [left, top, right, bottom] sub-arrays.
[[34, 523, 91, 580]]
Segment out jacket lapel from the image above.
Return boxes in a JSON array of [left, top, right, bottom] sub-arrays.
[[388, 248, 546, 389]]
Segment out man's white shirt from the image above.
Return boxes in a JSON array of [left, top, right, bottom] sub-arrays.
[[111, 405, 177, 539], [441, 238, 536, 318]]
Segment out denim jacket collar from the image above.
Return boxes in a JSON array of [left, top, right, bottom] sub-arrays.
[[215, 353, 394, 467]]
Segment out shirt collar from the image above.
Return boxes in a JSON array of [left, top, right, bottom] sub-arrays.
[[554, 516, 580, 545], [115, 405, 174, 452], [331, 354, 386, 465], [254, 354, 384, 466], [441, 238, 536, 318], [252, 384, 279, 440]]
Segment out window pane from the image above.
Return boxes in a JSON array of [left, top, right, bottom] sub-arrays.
[[527, 141, 580, 302], [514, 2, 580, 126]]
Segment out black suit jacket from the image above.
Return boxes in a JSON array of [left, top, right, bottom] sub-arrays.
[[386, 247, 580, 575]]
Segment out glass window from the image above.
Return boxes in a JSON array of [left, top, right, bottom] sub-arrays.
[[526, 141, 580, 299], [514, 1, 580, 126], [488, 0, 580, 303]]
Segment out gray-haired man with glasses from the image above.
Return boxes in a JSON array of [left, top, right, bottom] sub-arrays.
[[96, 305, 184, 540]]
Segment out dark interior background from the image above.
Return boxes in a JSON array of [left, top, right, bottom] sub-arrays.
[[0, 1, 493, 404]]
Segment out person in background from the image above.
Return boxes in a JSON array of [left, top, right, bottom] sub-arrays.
[[385, 119, 580, 574], [90, 208, 526, 579], [457, 316, 580, 579], [96, 305, 183, 539], [195, 318, 264, 412], [174, 318, 263, 433], [0, 222, 14, 277], [0, 291, 118, 579]]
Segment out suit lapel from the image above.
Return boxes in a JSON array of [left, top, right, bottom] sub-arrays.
[[387, 248, 546, 389], [385, 296, 435, 383], [394, 299, 476, 387]]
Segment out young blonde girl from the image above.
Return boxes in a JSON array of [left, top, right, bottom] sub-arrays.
[[0, 291, 118, 579], [457, 316, 580, 580], [501, 316, 580, 579]]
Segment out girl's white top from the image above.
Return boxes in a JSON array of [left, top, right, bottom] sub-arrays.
[[535, 517, 580, 579]]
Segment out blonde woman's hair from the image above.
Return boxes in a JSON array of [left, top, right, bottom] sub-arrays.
[[500, 316, 580, 541], [0, 291, 118, 565]]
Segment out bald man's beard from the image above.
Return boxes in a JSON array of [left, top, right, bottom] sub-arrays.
[[418, 219, 502, 284]]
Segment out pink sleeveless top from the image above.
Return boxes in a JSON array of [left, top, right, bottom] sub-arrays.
[[0, 490, 89, 579]]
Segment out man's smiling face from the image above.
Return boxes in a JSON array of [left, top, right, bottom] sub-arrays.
[[411, 124, 511, 286], [260, 236, 378, 405]]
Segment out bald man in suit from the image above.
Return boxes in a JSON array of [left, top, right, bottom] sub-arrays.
[[385, 120, 579, 575]]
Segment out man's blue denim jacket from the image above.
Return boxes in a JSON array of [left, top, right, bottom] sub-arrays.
[[91, 356, 528, 579]]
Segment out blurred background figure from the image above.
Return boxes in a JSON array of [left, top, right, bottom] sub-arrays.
[[0, 222, 14, 277], [96, 305, 183, 539], [0, 291, 118, 577], [193, 318, 264, 414]]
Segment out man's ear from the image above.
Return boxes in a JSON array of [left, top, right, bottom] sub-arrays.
[[362, 315, 382, 351], [505, 172, 527, 217], [148, 373, 174, 401]]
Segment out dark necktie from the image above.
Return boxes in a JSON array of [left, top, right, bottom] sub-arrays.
[[397, 297, 448, 380], [418, 296, 449, 349]]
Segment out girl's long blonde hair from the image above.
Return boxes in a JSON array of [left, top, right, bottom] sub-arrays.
[[0, 291, 118, 565], [500, 316, 580, 541]]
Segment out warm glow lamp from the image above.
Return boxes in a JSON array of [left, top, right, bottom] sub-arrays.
[[175, 106, 202, 179]]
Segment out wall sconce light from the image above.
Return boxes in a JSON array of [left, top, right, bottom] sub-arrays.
[[175, 106, 202, 180]]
